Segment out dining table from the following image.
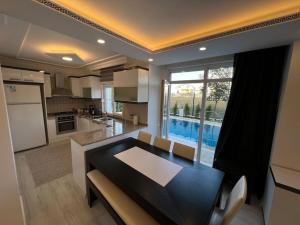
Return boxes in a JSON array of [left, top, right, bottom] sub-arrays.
[[85, 137, 224, 225]]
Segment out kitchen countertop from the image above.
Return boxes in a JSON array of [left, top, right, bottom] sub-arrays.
[[71, 118, 146, 146]]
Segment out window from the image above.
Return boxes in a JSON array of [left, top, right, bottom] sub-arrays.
[[171, 70, 204, 81], [103, 85, 113, 113], [114, 102, 123, 115], [102, 83, 123, 116], [162, 64, 233, 166], [208, 67, 233, 79]]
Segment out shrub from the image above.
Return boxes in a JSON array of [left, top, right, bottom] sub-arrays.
[[184, 103, 190, 116], [205, 105, 212, 120], [172, 102, 178, 115], [195, 104, 201, 118]]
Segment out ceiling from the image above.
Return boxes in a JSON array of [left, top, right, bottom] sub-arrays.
[[1, 0, 300, 66], [0, 13, 118, 68], [51, 0, 300, 51]]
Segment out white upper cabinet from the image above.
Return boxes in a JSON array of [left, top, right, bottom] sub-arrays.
[[22, 70, 44, 83], [80, 76, 101, 99], [2, 68, 22, 81], [113, 69, 139, 87], [2, 67, 44, 83], [44, 75, 52, 98], [113, 68, 148, 102], [70, 77, 82, 98]]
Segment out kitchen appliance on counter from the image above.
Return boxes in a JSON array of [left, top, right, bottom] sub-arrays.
[[55, 112, 76, 134], [89, 104, 95, 115], [4, 83, 47, 152]]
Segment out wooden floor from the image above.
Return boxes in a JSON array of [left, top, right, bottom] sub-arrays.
[[15, 141, 264, 225]]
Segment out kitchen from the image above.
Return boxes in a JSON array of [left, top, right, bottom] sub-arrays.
[[3, 65, 149, 152]]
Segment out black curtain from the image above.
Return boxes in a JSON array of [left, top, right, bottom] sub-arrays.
[[213, 46, 289, 198]]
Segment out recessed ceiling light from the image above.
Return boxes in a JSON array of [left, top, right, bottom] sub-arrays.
[[199, 47, 207, 51], [62, 56, 73, 61], [148, 58, 154, 62], [97, 39, 106, 44], [39, 70, 45, 73]]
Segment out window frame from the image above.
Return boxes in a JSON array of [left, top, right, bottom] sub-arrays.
[[101, 81, 123, 117], [165, 61, 234, 165]]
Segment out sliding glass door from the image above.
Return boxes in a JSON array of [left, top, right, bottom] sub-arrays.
[[168, 83, 204, 154], [161, 65, 233, 166]]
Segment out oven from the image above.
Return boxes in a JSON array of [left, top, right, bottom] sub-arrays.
[[56, 114, 76, 134]]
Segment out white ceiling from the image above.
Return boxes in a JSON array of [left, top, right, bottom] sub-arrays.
[[1, 0, 300, 66], [0, 13, 118, 68], [51, 0, 300, 50]]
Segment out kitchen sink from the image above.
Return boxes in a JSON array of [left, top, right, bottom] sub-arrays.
[[99, 117, 112, 121], [92, 117, 113, 125]]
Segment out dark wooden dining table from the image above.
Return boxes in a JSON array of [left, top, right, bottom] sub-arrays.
[[85, 137, 224, 225]]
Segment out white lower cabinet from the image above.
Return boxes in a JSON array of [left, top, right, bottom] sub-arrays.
[[77, 117, 106, 131], [263, 166, 300, 225], [77, 117, 89, 131], [48, 116, 107, 142], [47, 118, 56, 140]]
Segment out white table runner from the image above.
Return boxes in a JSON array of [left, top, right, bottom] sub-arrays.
[[114, 147, 183, 186]]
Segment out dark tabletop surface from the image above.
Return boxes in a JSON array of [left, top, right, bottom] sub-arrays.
[[86, 137, 224, 225]]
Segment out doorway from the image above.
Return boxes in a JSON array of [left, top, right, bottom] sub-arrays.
[[161, 65, 233, 166]]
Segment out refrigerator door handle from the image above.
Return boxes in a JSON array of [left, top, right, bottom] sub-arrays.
[[7, 102, 42, 105]]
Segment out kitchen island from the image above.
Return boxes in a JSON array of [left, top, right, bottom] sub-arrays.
[[70, 117, 146, 193]]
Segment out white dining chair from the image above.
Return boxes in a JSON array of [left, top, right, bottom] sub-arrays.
[[209, 176, 247, 225], [172, 142, 195, 161], [153, 137, 171, 152], [137, 131, 152, 144]]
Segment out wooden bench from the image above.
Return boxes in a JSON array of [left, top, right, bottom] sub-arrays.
[[87, 170, 159, 225]]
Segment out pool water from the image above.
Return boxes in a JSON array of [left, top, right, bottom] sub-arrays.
[[168, 118, 221, 148]]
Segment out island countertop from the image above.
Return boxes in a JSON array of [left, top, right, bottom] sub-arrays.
[[71, 118, 146, 146]]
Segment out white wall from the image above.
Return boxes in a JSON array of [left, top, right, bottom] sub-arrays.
[[147, 65, 168, 136], [271, 40, 300, 171], [0, 66, 25, 224]]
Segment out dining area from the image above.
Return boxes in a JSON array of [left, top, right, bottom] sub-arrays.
[[85, 131, 247, 225]]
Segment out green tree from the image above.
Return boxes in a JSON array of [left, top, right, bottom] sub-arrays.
[[172, 102, 178, 115], [205, 105, 212, 120], [207, 68, 232, 120], [207, 82, 231, 119], [184, 103, 190, 116], [115, 102, 123, 112], [195, 104, 201, 118]]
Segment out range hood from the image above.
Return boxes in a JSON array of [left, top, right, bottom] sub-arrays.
[[51, 74, 73, 97]]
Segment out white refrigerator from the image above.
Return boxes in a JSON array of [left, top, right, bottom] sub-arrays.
[[4, 83, 47, 152]]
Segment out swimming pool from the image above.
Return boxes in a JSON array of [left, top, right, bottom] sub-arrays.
[[168, 118, 221, 148]]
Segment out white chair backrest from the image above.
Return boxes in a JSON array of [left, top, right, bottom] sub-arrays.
[[137, 131, 152, 144], [222, 176, 247, 225], [172, 142, 195, 161], [153, 137, 171, 151]]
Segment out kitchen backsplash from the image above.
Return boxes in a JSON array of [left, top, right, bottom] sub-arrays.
[[46, 97, 101, 113]]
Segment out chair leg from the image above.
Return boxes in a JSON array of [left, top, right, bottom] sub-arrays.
[[87, 187, 96, 208], [246, 190, 251, 204], [216, 185, 223, 208]]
